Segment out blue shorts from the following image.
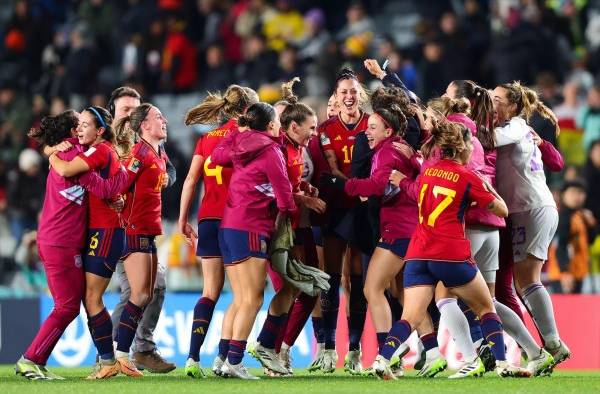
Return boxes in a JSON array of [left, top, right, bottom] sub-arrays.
[[218, 228, 269, 265], [123, 234, 157, 258], [403, 260, 478, 288], [83, 228, 126, 278], [377, 238, 410, 258], [312, 226, 323, 247], [196, 219, 222, 258]]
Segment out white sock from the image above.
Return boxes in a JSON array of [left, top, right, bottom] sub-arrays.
[[494, 300, 541, 360], [115, 350, 129, 359], [425, 347, 441, 361], [437, 298, 477, 362], [521, 283, 560, 348]]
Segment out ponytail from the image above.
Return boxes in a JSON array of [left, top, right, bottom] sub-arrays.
[[501, 81, 560, 136], [185, 85, 259, 125], [280, 77, 316, 130], [451, 80, 496, 150], [113, 115, 134, 158]]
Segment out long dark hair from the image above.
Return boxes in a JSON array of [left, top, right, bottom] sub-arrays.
[[238, 103, 276, 131], [28, 110, 79, 146], [84, 106, 115, 144], [451, 80, 495, 150]]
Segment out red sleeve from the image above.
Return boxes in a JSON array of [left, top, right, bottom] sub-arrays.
[[264, 146, 297, 215], [193, 137, 204, 156], [78, 144, 109, 170], [466, 172, 496, 209], [539, 140, 564, 172]]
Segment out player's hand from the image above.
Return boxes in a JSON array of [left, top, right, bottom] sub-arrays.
[[54, 141, 73, 152], [392, 141, 414, 159], [582, 209, 597, 227], [389, 169, 405, 187], [364, 59, 386, 79], [531, 130, 542, 146], [306, 183, 319, 197], [303, 196, 326, 214], [108, 195, 125, 213], [161, 174, 169, 189], [178, 221, 198, 246]]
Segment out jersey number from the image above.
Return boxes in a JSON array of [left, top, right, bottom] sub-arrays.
[[204, 156, 223, 184], [418, 184, 456, 227], [341, 145, 354, 164]]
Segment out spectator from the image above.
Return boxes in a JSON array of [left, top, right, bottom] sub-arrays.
[[199, 43, 233, 92], [0, 79, 32, 162], [555, 81, 585, 166], [548, 181, 595, 294], [585, 140, 600, 293], [297, 8, 330, 62], [235, 0, 274, 40], [262, 0, 305, 51], [141, 18, 166, 95], [161, 17, 198, 93], [236, 33, 277, 88], [63, 22, 97, 109], [7, 149, 44, 242], [417, 40, 446, 101], [11, 229, 45, 295], [438, 11, 470, 81], [578, 84, 600, 152]]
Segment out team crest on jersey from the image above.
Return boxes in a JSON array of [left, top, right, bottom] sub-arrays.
[[334, 135, 342, 141], [74, 255, 82, 268], [320, 134, 331, 145], [128, 158, 142, 173]]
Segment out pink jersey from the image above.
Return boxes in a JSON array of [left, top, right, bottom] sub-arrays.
[[37, 146, 88, 249]]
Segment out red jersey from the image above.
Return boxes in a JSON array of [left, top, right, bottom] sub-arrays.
[[318, 112, 369, 176], [193, 119, 237, 221], [282, 133, 304, 228], [122, 140, 167, 235], [405, 159, 496, 262], [78, 141, 122, 228]]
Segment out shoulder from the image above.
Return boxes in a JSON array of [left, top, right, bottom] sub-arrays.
[[318, 116, 340, 133]]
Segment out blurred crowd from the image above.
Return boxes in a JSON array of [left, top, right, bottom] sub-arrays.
[[1, 0, 600, 295]]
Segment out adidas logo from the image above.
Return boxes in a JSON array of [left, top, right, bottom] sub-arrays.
[[335, 135, 342, 141], [193, 327, 205, 335], [386, 340, 396, 347]]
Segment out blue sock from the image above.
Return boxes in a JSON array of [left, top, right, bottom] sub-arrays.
[[312, 317, 324, 343], [227, 340, 247, 365], [257, 313, 287, 349], [381, 320, 411, 360], [320, 273, 341, 349], [116, 301, 144, 353], [420, 331, 438, 351], [188, 297, 216, 362], [377, 332, 388, 353], [218, 339, 230, 360], [458, 300, 484, 344], [480, 312, 506, 361], [348, 275, 367, 351], [88, 308, 114, 360]]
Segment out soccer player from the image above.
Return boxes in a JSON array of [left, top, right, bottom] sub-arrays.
[[321, 99, 422, 378], [373, 121, 530, 380], [211, 103, 296, 379], [178, 85, 258, 378], [107, 87, 176, 373], [15, 111, 127, 380], [47, 106, 131, 379], [492, 81, 570, 368], [249, 79, 325, 376], [110, 103, 169, 377], [318, 68, 370, 373]]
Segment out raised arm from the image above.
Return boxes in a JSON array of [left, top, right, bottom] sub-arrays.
[[78, 165, 128, 199], [49, 153, 90, 178]]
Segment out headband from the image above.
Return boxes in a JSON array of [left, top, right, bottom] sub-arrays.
[[373, 112, 393, 131], [87, 107, 107, 129]]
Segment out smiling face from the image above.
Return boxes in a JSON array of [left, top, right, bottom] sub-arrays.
[[335, 78, 360, 118], [289, 115, 317, 147], [492, 86, 516, 125], [77, 110, 103, 145], [365, 113, 392, 149], [141, 106, 168, 142]]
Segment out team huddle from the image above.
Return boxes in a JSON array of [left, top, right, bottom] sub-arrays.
[[14, 58, 570, 381]]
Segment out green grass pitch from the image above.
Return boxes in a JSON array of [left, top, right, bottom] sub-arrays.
[[2, 366, 600, 394]]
